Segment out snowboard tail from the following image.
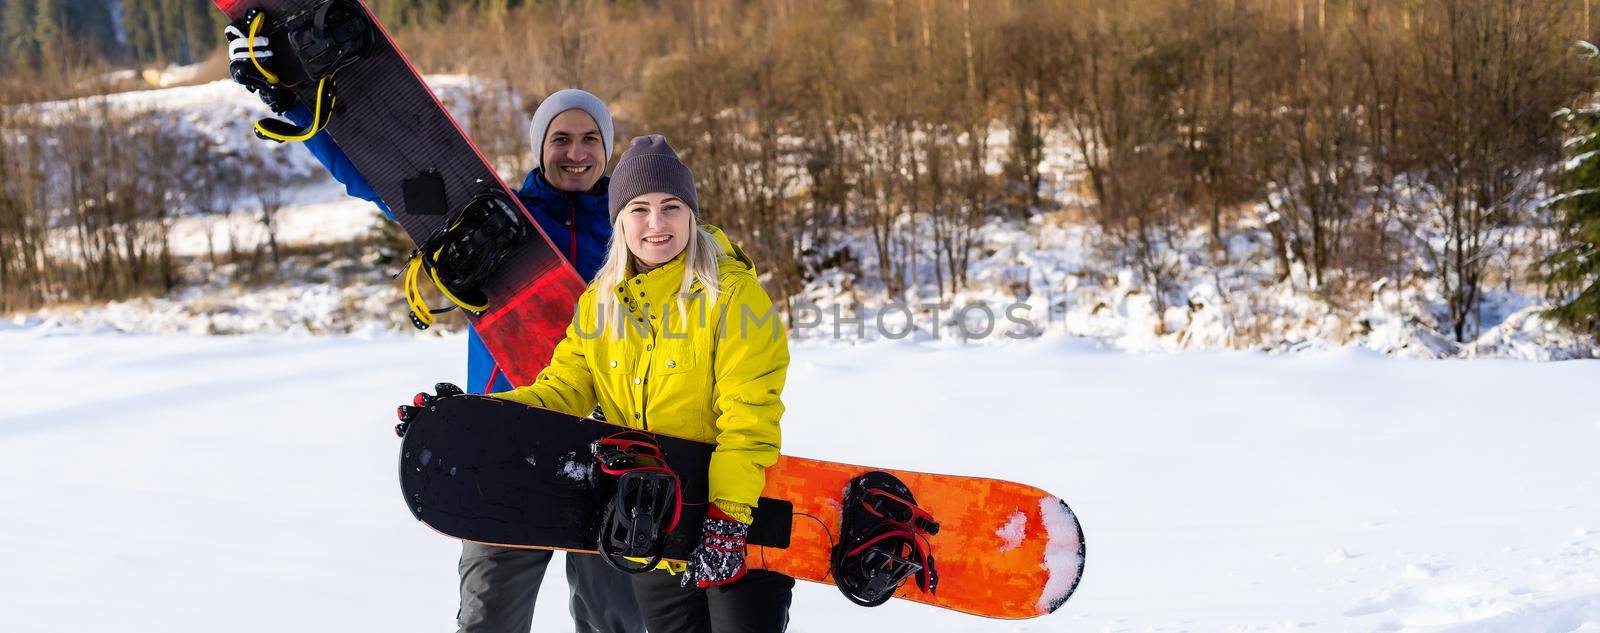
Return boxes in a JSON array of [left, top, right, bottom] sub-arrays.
[[398, 396, 1085, 620], [755, 457, 1085, 618]]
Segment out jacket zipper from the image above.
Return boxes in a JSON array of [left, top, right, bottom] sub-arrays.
[[567, 200, 578, 266]]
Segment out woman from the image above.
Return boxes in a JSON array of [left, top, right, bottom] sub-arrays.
[[494, 134, 794, 633]]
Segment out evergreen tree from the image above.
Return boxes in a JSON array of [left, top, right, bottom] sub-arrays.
[[33, 0, 61, 68], [112, 0, 220, 66], [73, 0, 117, 40], [185, 0, 221, 64], [123, 0, 151, 63], [2, 0, 36, 68], [62, 0, 123, 62], [1541, 42, 1600, 341], [157, 0, 178, 61]]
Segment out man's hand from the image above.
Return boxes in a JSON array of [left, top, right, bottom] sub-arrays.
[[395, 382, 465, 437], [224, 10, 298, 113]]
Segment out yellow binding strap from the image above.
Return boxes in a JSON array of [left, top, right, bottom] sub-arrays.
[[401, 246, 491, 330], [403, 257, 436, 328], [246, 12, 280, 85], [426, 247, 489, 313], [253, 77, 333, 143]]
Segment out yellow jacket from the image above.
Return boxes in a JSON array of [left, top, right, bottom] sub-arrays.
[[493, 224, 788, 523]]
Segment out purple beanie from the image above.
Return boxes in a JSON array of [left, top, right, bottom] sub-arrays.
[[607, 134, 698, 222]]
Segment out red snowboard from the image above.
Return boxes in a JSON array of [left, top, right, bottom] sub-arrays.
[[210, 0, 583, 385]]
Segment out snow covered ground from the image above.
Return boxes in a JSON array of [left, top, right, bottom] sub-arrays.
[[2, 328, 1596, 632], [8, 76, 1599, 630]]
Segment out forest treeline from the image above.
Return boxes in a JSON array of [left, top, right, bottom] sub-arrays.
[[1, 0, 219, 71], [4, 0, 1600, 343]]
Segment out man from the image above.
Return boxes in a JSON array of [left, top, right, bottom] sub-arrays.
[[224, 19, 642, 633]]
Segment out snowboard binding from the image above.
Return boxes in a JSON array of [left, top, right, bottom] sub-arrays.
[[240, 0, 374, 143], [832, 471, 940, 607], [403, 189, 531, 329], [279, 0, 374, 84], [590, 432, 683, 574]]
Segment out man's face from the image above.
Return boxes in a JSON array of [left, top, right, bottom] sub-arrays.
[[542, 109, 606, 192]]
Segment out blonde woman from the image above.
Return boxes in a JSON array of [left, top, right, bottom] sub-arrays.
[[494, 135, 793, 632]]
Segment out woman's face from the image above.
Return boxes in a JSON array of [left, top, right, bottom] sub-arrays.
[[621, 192, 694, 270]]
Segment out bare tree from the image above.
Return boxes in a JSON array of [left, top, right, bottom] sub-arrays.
[[1063, 6, 1194, 325], [1393, 0, 1581, 341], [250, 159, 291, 271]]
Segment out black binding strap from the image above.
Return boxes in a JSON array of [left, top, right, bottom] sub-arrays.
[[832, 471, 940, 607], [589, 433, 683, 574], [285, 0, 373, 82]]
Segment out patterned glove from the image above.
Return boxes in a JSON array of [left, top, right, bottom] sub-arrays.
[[681, 504, 749, 588], [223, 10, 298, 113]]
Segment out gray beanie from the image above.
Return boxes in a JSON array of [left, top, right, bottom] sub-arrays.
[[608, 134, 698, 222], [528, 89, 614, 174]]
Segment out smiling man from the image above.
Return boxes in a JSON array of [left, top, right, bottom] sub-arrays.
[[449, 89, 642, 633], [224, 54, 640, 630]]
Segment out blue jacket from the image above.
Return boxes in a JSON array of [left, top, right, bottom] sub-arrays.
[[289, 104, 612, 393]]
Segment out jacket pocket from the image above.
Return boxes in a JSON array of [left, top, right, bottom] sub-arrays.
[[594, 338, 636, 376], [652, 338, 698, 376]]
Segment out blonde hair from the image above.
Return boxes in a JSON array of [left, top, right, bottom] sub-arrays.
[[593, 214, 723, 334]]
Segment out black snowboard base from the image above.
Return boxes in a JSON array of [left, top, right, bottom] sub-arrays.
[[399, 395, 792, 560]]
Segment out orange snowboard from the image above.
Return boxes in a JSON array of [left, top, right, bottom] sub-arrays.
[[749, 457, 1085, 619], [398, 396, 1084, 620]]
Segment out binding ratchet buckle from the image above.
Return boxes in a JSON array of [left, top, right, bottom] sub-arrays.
[[832, 471, 940, 607], [590, 432, 683, 573]]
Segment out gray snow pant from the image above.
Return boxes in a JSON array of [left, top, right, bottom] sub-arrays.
[[457, 542, 646, 633], [630, 569, 794, 633]]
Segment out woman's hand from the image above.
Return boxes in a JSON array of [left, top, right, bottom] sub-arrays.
[[680, 504, 749, 588]]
